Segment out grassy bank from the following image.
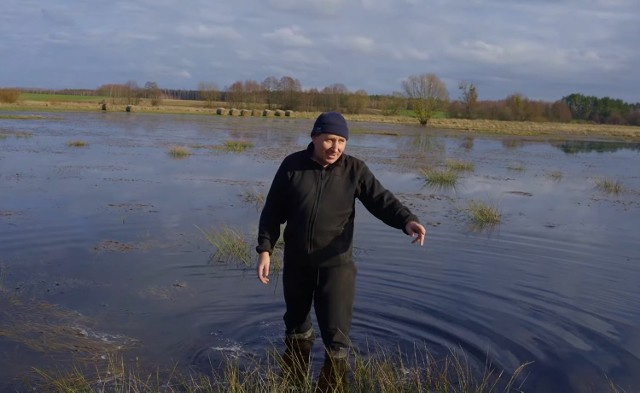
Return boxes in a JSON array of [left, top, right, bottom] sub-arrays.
[[2, 96, 640, 140]]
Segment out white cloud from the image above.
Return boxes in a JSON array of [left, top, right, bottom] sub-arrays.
[[177, 24, 241, 40], [262, 26, 313, 47], [348, 36, 376, 53]]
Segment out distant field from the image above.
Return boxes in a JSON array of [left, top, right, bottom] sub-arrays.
[[20, 93, 107, 102], [2, 94, 639, 139]]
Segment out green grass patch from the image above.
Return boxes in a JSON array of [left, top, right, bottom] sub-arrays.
[[198, 225, 253, 267], [222, 140, 253, 152], [446, 159, 475, 172], [467, 200, 501, 227], [67, 140, 88, 147], [419, 168, 458, 190], [168, 145, 192, 158], [595, 177, 623, 195]]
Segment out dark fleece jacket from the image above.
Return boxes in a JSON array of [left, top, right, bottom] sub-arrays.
[[257, 143, 419, 267]]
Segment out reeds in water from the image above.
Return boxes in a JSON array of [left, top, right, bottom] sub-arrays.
[[67, 140, 88, 147], [28, 344, 539, 393], [168, 146, 192, 158], [198, 225, 252, 267], [419, 168, 458, 190], [223, 140, 253, 152], [467, 200, 501, 227], [446, 159, 475, 172], [595, 177, 623, 195]]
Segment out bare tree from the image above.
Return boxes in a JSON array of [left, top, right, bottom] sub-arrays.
[[226, 81, 244, 108], [278, 76, 302, 110], [261, 76, 279, 109], [402, 73, 449, 125], [144, 81, 162, 106], [322, 83, 348, 111], [198, 81, 219, 108], [345, 89, 369, 114], [458, 81, 478, 119]]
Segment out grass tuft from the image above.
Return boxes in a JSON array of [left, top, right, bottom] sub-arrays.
[[241, 189, 266, 211], [467, 200, 501, 227], [446, 160, 475, 172], [168, 145, 191, 158], [26, 344, 541, 393], [223, 140, 253, 152], [198, 225, 253, 267], [595, 177, 623, 195], [67, 140, 88, 147], [419, 168, 458, 190]]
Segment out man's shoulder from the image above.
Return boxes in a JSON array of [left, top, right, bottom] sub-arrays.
[[279, 148, 310, 169], [339, 153, 367, 171]]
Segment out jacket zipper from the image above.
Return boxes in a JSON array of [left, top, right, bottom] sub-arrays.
[[307, 169, 325, 253]]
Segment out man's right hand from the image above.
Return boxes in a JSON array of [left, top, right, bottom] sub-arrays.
[[257, 252, 271, 284]]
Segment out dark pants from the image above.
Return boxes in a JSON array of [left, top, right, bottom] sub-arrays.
[[283, 262, 357, 352]]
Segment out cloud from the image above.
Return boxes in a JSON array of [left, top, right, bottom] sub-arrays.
[[262, 26, 313, 47], [177, 24, 241, 41], [268, 0, 344, 14]]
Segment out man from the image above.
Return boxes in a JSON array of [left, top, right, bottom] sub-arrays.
[[256, 111, 425, 383]]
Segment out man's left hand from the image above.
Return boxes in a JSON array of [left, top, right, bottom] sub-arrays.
[[405, 221, 426, 246]]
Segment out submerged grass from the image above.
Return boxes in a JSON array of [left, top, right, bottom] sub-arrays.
[[467, 200, 502, 228], [506, 163, 525, 172], [197, 225, 283, 275], [547, 170, 564, 181], [419, 168, 458, 190], [1, 130, 33, 139], [198, 225, 253, 267], [241, 189, 266, 211], [168, 145, 192, 158], [223, 140, 253, 152], [595, 177, 624, 195], [446, 159, 475, 172], [29, 345, 536, 393], [67, 139, 88, 147]]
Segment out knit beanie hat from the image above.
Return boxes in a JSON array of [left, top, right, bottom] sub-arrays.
[[310, 112, 349, 140]]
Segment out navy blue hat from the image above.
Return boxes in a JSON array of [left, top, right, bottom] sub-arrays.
[[310, 112, 349, 140]]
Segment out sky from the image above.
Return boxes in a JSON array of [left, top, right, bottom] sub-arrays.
[[1, 0, 638, 102]]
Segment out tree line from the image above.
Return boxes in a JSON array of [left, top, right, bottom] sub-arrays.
[[6, 74, 639, 126]]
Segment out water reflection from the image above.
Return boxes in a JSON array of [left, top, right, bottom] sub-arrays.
[[553, 140, 640, 154]]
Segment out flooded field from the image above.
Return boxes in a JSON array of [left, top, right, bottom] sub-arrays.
[[1, 112, 639, 392]]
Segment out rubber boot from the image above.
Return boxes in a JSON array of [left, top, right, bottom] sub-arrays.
[[315, 347, 348, 393], [281, 329, 315, 390]]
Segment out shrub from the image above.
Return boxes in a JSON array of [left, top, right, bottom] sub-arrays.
[[0, 88, 20, 103]]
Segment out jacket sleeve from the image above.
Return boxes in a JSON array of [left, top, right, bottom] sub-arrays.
[[256, 160, 289, 254], [356, 163, 419, 233]]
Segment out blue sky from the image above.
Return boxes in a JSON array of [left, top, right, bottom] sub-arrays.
[[1, 0, 638, 102]]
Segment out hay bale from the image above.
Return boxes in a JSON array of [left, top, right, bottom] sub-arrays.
[[285, 110, 293, 117], [274, 110, 285, 117], [229, 108, 240, 116], [216, 108, 226, 115], [251, 109, 261, 116], [263, 109, 273, 117], [240, 109, 250, 116]]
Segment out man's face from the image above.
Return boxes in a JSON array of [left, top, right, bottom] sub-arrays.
[[311, 133, 347, 167]]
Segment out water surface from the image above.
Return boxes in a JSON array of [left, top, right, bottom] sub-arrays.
[[1, 112, 639, 392]]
